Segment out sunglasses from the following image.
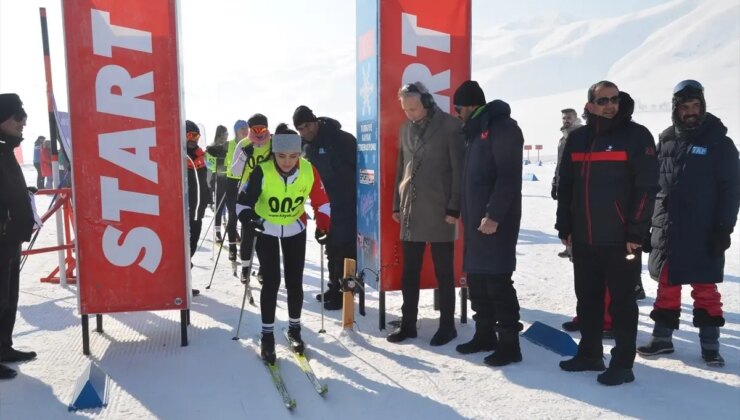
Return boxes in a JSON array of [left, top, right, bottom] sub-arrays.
[[454, 105, 462, 114], [186, 131, 200, 141], [251, 126, 267, 135], [594, 95, 620, 106]]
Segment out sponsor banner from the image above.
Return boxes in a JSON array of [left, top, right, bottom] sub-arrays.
[[63, 0, 190, 314], [378, 0, 471, 291], [356, 0, 381, 287]]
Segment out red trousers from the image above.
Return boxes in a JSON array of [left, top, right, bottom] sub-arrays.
[[573, 290, 612, 330], [654, 263, 723, 316]]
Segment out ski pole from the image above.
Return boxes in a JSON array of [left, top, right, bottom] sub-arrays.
[[198, 191, 227, 254], [206, 235, 226, 290], [232, 226, 261, 340], [318, 243, 326, 334]]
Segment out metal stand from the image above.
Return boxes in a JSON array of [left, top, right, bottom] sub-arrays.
[[180, 310, 189, 346], [433, 288, 439, 311], [96, 314, 103, 333], [460, 287, 468, 324], [379, 290, 386, 330], [82, 314, 90, 355]]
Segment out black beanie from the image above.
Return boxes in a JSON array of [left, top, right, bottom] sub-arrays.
[[453, 81, 486, 107], [293, 105, 317, 127], [247, 113, 268, 128], [185, 120, 200, 134], [0, 93, 24, 123]]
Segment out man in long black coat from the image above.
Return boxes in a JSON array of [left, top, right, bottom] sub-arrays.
[[556, 81, 658, 386], [638, 80, 739, 367], [0, 93, 38, 380], [454, 80, 524, 367], [294, 106, 357, 311]]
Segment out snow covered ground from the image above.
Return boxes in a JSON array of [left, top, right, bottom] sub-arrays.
[[1, 162, 738, 419]]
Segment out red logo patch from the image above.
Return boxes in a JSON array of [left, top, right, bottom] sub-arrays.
[[481, 130, 489, 140]]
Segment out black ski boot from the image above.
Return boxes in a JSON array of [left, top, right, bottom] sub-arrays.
[[287, 327, 305, 354], [261, 333, 276, 364], [456, 321, 497, 354], [483, 331, 522, 367], [215, 231, 223, 243], [228, 244, 237, 261]]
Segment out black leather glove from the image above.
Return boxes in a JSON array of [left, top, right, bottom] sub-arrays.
[[550, 184, 557, 200], [710, 229, 732, 256], [314, 229, 329, 245], [238, 208, 264, 234], [242, 144, 254, 157]]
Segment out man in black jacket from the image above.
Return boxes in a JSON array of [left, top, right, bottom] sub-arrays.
[[0, 93, 38, 379], [185, 120, 209, 296], [638, 80, 739, 367], [294, 106, 357, 311], [556, 81, 658, 385], [454, 80, 524, 366]]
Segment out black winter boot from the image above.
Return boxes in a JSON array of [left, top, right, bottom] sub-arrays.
[[483, 331, 522, 367], [228, 244, 238, 262], [597, 367, 635, 386], [456, 321, 497, 354], [559, 355, 606, 372], [261, 333, 276, 364], [387, 322, 417, 343], [430, 326, 457, 346]]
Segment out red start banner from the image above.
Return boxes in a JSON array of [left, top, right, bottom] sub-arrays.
[[524, 145, 533, 150], [535, 145, 543, 150], [379, 0, 471, 291], [63, 0, 190, 314]]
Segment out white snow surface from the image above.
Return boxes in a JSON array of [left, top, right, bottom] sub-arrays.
[[0, 162, 738, 419]]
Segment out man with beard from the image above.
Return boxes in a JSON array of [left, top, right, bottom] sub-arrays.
[[0, 93, 37, 379], [556, 81, 658, 385], [453, 80, 524, 366], [638, 80, 739, 367], [293, 105, 356, 310], [553, 108, 582, 259]]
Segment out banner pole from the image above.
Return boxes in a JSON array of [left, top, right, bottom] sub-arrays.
[[40, 7, 68, 286]]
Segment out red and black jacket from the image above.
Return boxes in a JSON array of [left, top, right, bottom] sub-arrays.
[[555, 92, 659, 246]]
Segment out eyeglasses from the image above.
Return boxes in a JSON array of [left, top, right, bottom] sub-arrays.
[[594, 95, 620, 106], [251, 126, 267, 135], [186, 131, 200, 141], [454, 105, 462, 114]]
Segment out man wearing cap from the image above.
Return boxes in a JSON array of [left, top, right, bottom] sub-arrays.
[[236, 133, 331, 363], [453, 80, 525, 367], [231, 114, 272, 284], [293, 105, 357, 311], [0, 93, 37, 379], [224, 120, 251, 263], [556, 81, 658, 385], [638, 80, 739, 368], [387, 82, 464, 347]]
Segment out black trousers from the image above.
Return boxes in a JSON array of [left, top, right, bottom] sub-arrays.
[[573, 243, 640, 368], [467, 273, 522, 332], [326, 239, 356, 286], [225, 178, 240, 244], [401, 241, 455, 329], [212, 175, 228, 228], [189, 219, 202, 258], [0, 243, 21, 350], [257, 231, 306, 325]]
